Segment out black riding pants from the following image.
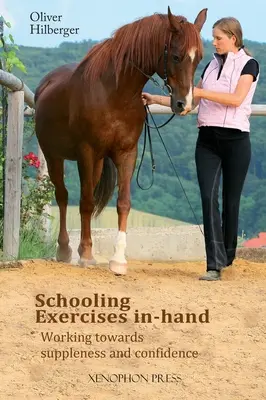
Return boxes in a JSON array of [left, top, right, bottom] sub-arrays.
[[195, 126, 251, 271]]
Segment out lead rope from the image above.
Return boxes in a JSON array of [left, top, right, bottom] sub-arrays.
[[136, 105, 204, 236]]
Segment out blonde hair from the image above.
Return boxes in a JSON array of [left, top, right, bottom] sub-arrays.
[[213, 17, 251, 56]]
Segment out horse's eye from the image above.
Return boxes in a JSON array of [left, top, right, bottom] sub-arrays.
[[172, 55, 179, 63]]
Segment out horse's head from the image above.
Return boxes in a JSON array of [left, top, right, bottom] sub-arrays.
[[157, 7, 207, 115]]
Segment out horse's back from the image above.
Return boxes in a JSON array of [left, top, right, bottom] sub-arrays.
[[34, 63, 77, 104]]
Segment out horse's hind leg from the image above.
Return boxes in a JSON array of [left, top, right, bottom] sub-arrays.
[[77, 147, 96, 266], [46, 157, 72, 263]]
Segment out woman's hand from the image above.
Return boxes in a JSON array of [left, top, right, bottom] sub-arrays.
[[142, 92, 155, 106]]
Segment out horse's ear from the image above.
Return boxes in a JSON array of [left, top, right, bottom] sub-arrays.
[[194, 8, 207, 32], [167, 6, 175, 29], [168, 6, 184, 31]]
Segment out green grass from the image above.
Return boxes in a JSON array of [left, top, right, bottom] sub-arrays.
[[18, 221, 57, 260], [0, 218, 57, 261], [50, 206, 189, 230]]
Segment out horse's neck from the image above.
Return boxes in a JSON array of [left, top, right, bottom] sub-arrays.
[[115, 71, 149, 98]]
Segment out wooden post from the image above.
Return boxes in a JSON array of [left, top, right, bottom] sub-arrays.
[[38, 145, 51, 234], [3, 91, 24, 260]]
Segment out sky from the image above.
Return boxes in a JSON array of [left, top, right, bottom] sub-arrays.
[[1, 0, 265, 48]]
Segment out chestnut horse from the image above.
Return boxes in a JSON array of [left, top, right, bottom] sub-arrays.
[[34, 7, 207, 275]]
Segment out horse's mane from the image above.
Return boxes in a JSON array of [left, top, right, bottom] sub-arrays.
[[77, 13, 203, 84]]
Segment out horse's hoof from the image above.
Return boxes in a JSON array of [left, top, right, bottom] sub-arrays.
[[78, 258, 97, 267], [56, 246, 72, 263], [109, 260, 127, 276]]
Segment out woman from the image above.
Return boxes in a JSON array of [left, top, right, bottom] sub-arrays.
[[142, 17, 260, 280]]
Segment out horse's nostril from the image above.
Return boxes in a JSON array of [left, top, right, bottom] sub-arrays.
[[177, 101, 185, 110]]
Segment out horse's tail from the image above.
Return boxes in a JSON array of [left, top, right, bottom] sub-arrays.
[[93, 157, 117, 217]]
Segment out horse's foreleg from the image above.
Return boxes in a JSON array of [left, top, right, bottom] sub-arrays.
[[46, 157, 72, 263], [109, 148, 137, 275], [77, 147, 96, 267]]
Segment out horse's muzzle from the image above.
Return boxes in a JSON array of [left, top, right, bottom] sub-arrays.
[[172, 99, 186, 114]]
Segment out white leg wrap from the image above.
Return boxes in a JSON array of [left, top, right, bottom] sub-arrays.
[[110, 231, 127, 264]]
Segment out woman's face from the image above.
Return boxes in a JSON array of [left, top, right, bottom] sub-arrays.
[[212, 27, 237, 54]]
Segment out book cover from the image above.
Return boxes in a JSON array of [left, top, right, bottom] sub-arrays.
[[0, 1, 265, 399]]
